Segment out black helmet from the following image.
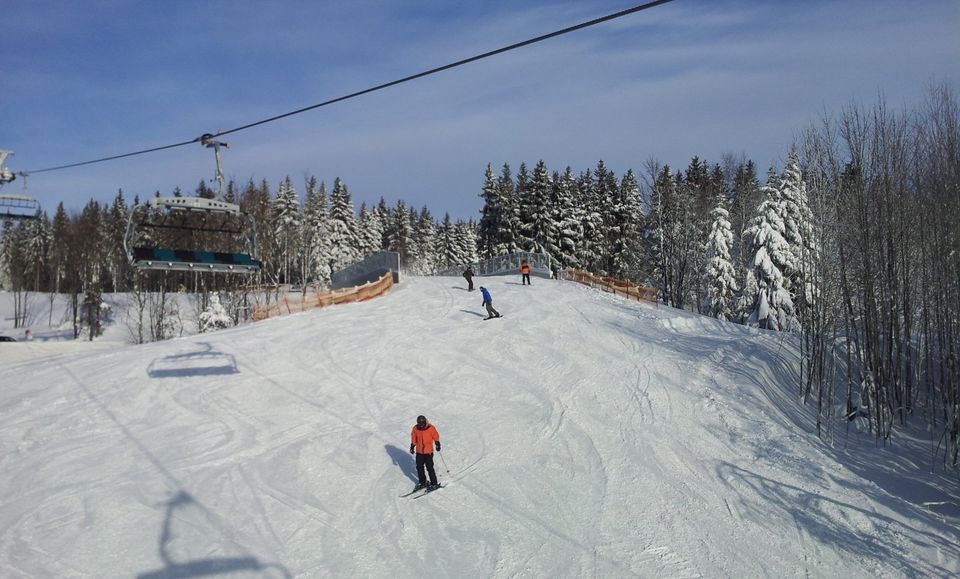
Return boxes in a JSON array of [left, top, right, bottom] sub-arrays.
[[416, 415, 427, 427]]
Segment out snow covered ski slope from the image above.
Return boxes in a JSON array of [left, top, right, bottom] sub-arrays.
[[0, 276, 957, 577]]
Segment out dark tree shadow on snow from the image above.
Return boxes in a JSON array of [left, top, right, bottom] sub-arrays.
[[385, 444, 418, 483], [716, 461, 959, 577]]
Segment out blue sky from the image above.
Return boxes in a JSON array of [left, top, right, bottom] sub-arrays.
[[3, 0, 958, 220]]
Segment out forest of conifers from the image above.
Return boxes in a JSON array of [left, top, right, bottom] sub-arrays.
[[2, 84, 958, 468]]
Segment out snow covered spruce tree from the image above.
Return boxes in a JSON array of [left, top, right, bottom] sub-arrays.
[[438, 214, 460, 269], [301, 177, 332, 289], [551, 166, 583, 270], [744, 168, 796, 331], [358, 201, 385, 257], [496, 164, 523, 255], [703, 194, 738, 320], [593, 160, 619, 276], [272, 176, 301, 285], [327, 177, 361, 270], [520, 160, 557, 255], [387, 199, 414, 268], [198, 293, 232, 332], [455, 220, 478, 265], [576, 169, 605, 273], [778, 150, 818, 318], [608, 169, 645, 279], [477, 164, 501, 259], [105, 190, 129, 292], [412, 206, 438, 274]]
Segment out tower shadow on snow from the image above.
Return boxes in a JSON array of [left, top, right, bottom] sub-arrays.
[[385, 444, 419, 483]]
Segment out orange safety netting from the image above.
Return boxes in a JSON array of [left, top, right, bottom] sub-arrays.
[[251, 273, 394, 321], [564, 270, 658, 306]]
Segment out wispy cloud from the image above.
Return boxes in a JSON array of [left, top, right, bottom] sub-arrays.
[[3, 0, 957, 219]]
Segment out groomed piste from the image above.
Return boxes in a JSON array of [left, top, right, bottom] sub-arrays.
[[0, 276, 957, 578]]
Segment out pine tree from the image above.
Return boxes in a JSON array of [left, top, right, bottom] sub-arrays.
[[375, 197, 392, 253], [241, 179, 274, 284], [593, 160, 619, 275], [199, 293, 232, 332], [745, 168, 796, 331], [413, 206, 438, 274], [703, 195, 739, 321], [649, 164, 701, 308], [438, 214, 459, 269], [730, 160, 761, 279], [496, 164, 522, 255], [778, 150, 817, 316], [327, 177, 360, 270], [358, 202, 384, 257], [477, 164, 501, 258], [387, 199, 414, 268], [551, 167, 583, 269], [106, 190, 129, 292], [49, 202, 69, 294], [609, 169, 644, 278], [576, 169, 604, 272], [272, 176, 301, 284], [455, 220, 478, 265], [521, 160, 557, 254], [196, 179, 215, 199], [302, 177, 332, 288]]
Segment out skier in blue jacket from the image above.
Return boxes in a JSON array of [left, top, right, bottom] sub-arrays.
[[479, 286, 501, 319]]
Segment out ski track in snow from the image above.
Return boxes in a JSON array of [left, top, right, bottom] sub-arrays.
[[1, 277, 958, 578]]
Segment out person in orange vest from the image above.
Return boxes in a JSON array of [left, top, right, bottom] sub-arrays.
[[520, 260, 531, 285], [410, 414, 441, 491]]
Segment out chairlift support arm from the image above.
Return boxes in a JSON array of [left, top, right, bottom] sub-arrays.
[[200, 134, 229, 197]]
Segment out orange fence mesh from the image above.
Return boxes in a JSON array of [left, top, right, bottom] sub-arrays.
[[564, 269, 658, 306], [251, 273, 394, 321]]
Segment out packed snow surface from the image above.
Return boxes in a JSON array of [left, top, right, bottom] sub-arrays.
[[1, 277, 957, 578]]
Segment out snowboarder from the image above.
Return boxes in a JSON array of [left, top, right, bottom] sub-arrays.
[[520, 261, 531, 285], [479, 286, 501, 319], [410, 415, 441, 491], [463, 266, 475, 291]]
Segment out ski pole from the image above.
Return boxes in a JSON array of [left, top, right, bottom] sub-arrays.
[[438, 449, 451, 475]]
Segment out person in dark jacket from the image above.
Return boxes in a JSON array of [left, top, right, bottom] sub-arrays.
[[410, 415, 441, 490], [479, 286, 501, 319], [463, 266, 475, 291]]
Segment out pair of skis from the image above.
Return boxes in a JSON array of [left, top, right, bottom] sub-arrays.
[[400, 484, 443, 499]]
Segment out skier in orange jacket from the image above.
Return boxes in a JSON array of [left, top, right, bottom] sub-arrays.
[[410, 415, 441, 490], [520, 261, 531, 285]]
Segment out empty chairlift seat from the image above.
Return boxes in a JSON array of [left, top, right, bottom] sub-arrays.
[[125, 197, 262, 274]]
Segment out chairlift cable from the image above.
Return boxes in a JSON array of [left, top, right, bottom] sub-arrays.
[[22, 0, 675, 176]]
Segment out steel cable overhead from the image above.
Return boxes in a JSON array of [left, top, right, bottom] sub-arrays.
[[24, 0, 675, 176]]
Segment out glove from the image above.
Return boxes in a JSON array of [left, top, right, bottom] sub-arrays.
[[410, 444, 416, 454], [435, 441, 441, 452]]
